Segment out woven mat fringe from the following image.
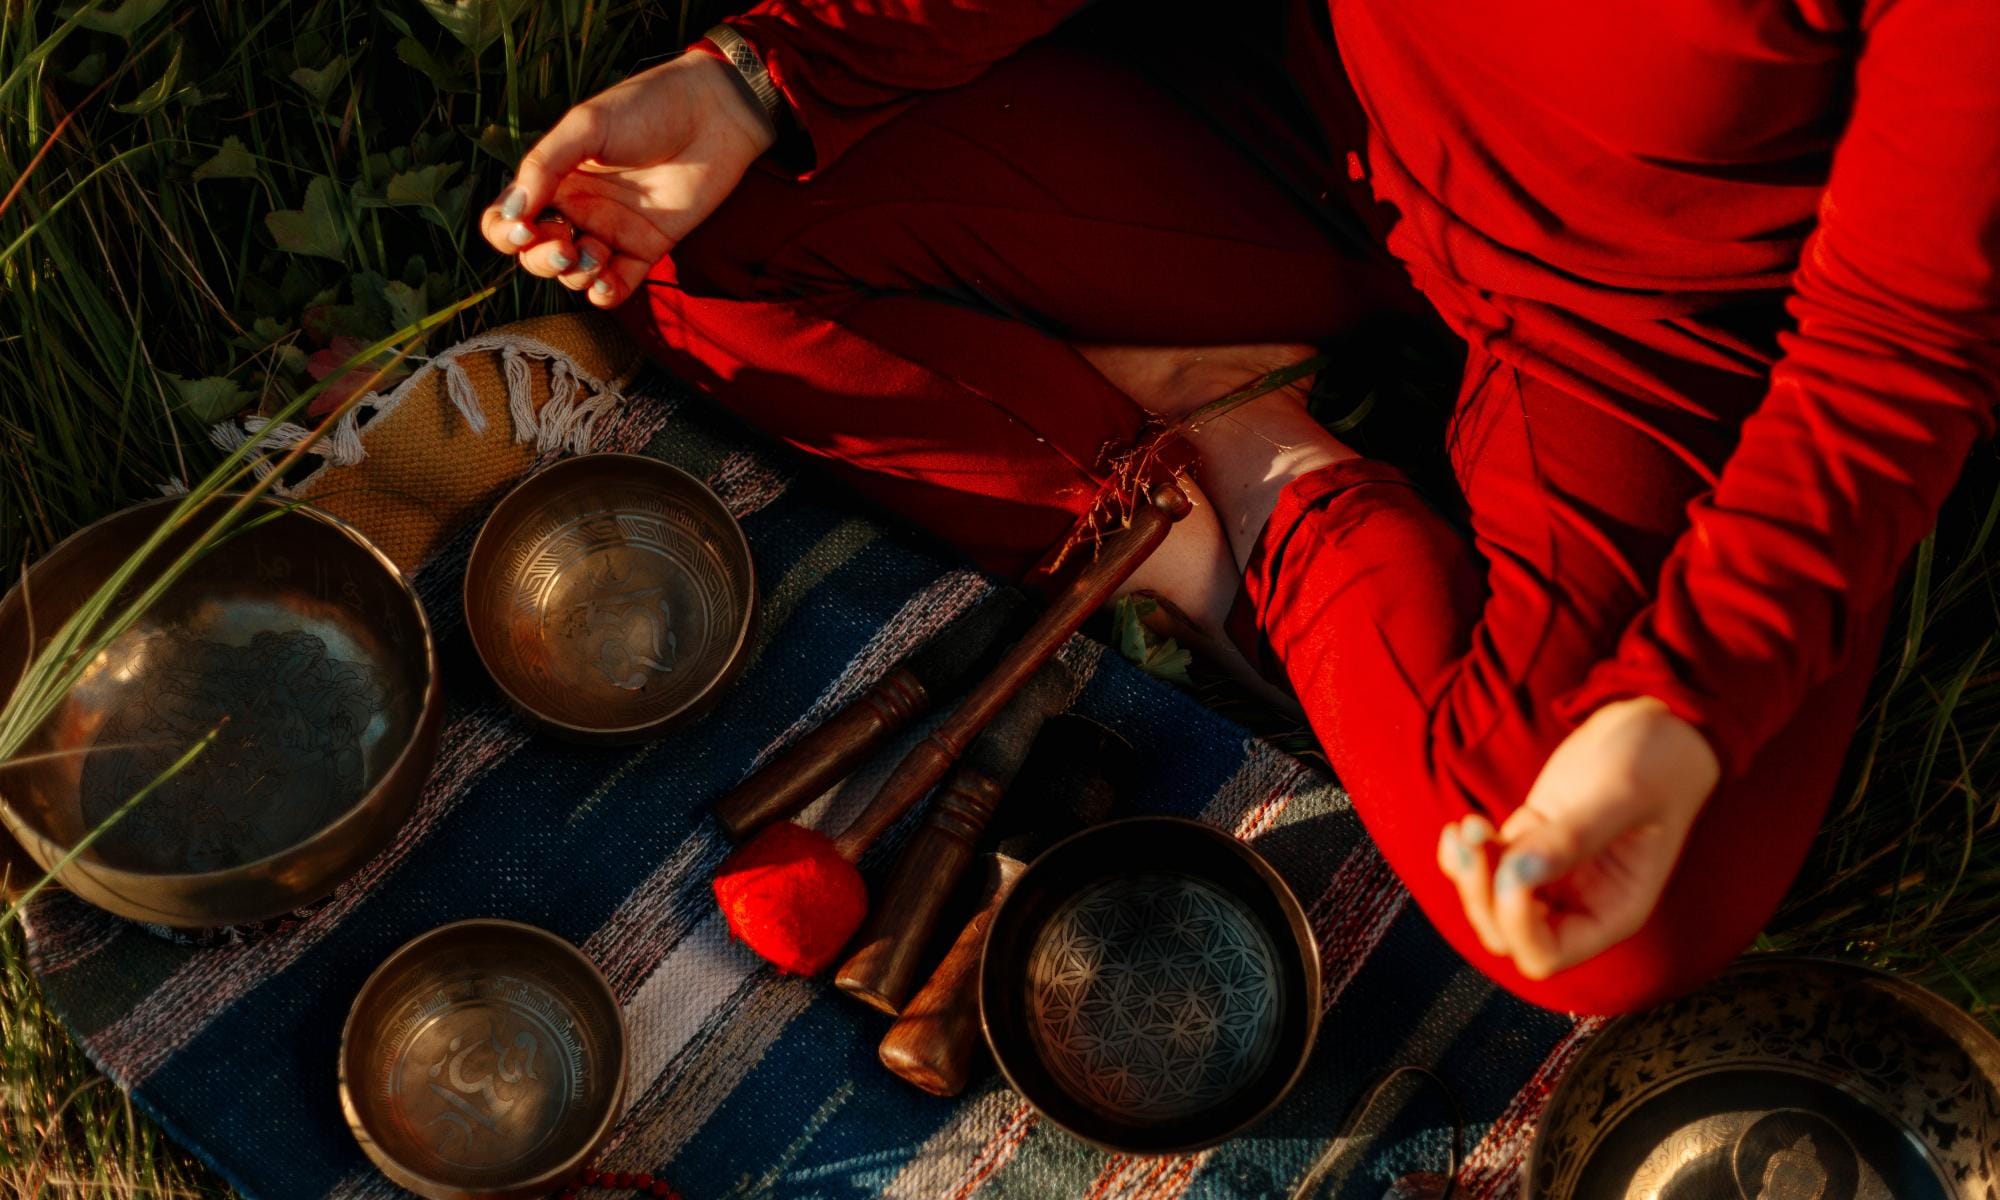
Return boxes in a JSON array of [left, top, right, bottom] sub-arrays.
[[198, 327, 634, 493]]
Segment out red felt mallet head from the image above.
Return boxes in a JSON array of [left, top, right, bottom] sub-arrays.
[[713, 821, 866, 976]]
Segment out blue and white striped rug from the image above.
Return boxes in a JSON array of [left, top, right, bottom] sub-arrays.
[[24, 377, 1584, 1199]]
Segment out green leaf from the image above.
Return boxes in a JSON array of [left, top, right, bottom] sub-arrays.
[[470, 121, 527, 167], [395, 35, 471, 92], [301, 301, 376, 343], [349, 270, 393, 326], [424, 177, 475, 232], [264, 176, 346, 261], [192, 135, 259, 182], [64, 0, 171, 38], [169, 374, 250, 422], [1114, 595, 1154, 662], [382, 280, 429, 332], [60, 51, 106, 86], [289, 53, 351, 107], [357, 149, 403, 191], [111, 41, 184, 115], [1110, 595, 1194, 685], [384, 161, 463, 207], [418, 0, 507, 52], [1141, 639, 1194, 684], [279, 261, 325, 310], [250, 316, 292, 344]]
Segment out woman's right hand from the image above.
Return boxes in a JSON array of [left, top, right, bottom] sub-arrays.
[[478, 49, 777, 307]]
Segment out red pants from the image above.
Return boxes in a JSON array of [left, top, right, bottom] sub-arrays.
[[622, 43, 1884, 1014]]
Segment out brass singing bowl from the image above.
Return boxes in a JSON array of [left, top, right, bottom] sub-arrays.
[[340, 920, 627, 1200], [464, 454, 756, 743], [1527, 957, 2000, 1200], [981, 816, 1321, 1154], [0, 494, 439, 927]]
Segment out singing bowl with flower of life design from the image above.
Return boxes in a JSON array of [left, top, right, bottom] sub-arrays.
[[464, 454, 756, 743], [1525, 957, 2000, 1200], [0, 494, 440, 927], [339, 919, 627, 1200], [980, 816, 1321, 1153]]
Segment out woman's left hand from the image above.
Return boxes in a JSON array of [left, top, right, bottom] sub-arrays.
[[1435, 696, 1721, 980]]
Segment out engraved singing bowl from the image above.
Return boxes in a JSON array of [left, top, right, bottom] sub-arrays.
[[980, 816, 1321, 1153], [339, 919, 627, 1200], [0, 494, 440, 927], [1526, 957, 2000, 1200], [463, 454, 756, 743]]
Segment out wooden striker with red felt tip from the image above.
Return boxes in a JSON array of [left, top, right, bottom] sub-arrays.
[[710, 483, 1187, 974]]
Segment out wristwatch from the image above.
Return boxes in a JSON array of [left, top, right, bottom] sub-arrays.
[[703, 24, 783, 125]]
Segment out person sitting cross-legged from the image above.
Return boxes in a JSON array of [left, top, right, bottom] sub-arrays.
[[475, 0, 2000, 1015]]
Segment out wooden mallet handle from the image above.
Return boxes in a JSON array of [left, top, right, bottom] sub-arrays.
[[830, 484, 1189, 861], [876, 855, 1028, 1097], [835, 765, 1006, 1013], [711, 667, 929, 840]]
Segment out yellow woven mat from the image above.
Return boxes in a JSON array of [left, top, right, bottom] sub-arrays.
[[292, 312, 644, 573]]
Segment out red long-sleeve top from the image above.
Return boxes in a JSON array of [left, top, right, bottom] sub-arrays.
[[716, 0, 2000, 777]]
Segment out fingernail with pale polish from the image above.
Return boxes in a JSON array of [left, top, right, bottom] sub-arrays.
[[1441, 825, 1466, 872], [591, 279, 612, 297], [499, 186, 526, 220], [550, 251, 574, 271], [1496, 853, 1550, 895], [578, 250, 600, 273], [507, 223, 534, 247], [1460, 819, 1491, 849]]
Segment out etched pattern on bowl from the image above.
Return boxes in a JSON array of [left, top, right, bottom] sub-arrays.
[[1026, 872, 1283, 1123]]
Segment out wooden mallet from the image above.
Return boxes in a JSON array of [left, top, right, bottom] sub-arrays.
[[712, 483, 1190, 975], [877, 716, 1138, 1095], [710, 588, 1032, 840], [833, 659, 1075, 1012]]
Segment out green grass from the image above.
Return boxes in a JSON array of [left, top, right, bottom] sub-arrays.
[[1, 924, 220, 1198], [0, 1, 712, 1190], [0, 0, 728, 571], [1, 0, 1997, 1194]]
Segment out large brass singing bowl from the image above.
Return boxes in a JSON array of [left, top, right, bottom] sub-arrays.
[[1527, 957, 2000, 1199], [340, 920, 626, 1200], [464, 453, 756, 743], [0, 495, 440, 927], [981, 817, 1322, 1154]]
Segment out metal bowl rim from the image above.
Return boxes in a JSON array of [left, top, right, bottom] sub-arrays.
[[0, 493, 440, 884], [337, 917, 629, 1196], [461, 453, 757, 740], [1520, 953, 2000, 1199], [978, 813, 1324, 1154]]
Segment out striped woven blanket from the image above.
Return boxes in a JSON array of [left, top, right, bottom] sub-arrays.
[[24, 374, 1586, 1199]]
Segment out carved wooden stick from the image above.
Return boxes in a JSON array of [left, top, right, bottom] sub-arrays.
[[829, 483, 1189, 863], [877, 856, 1026, 1096], [876, 717, 1136, 1095], [835, 662, 1071, 1013], [711, 589, 1030, 840]]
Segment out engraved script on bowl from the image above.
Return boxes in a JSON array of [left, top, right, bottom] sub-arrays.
[[382, 974, 590, 1173]]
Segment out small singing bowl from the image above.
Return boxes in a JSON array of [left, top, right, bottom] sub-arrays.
[[464, 454, 756, 743], [0, 494, 439, 926], [339, 920, 627, 1200], [981, 816, 1321, 1154], [1526, 957, 2000, 1199]]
